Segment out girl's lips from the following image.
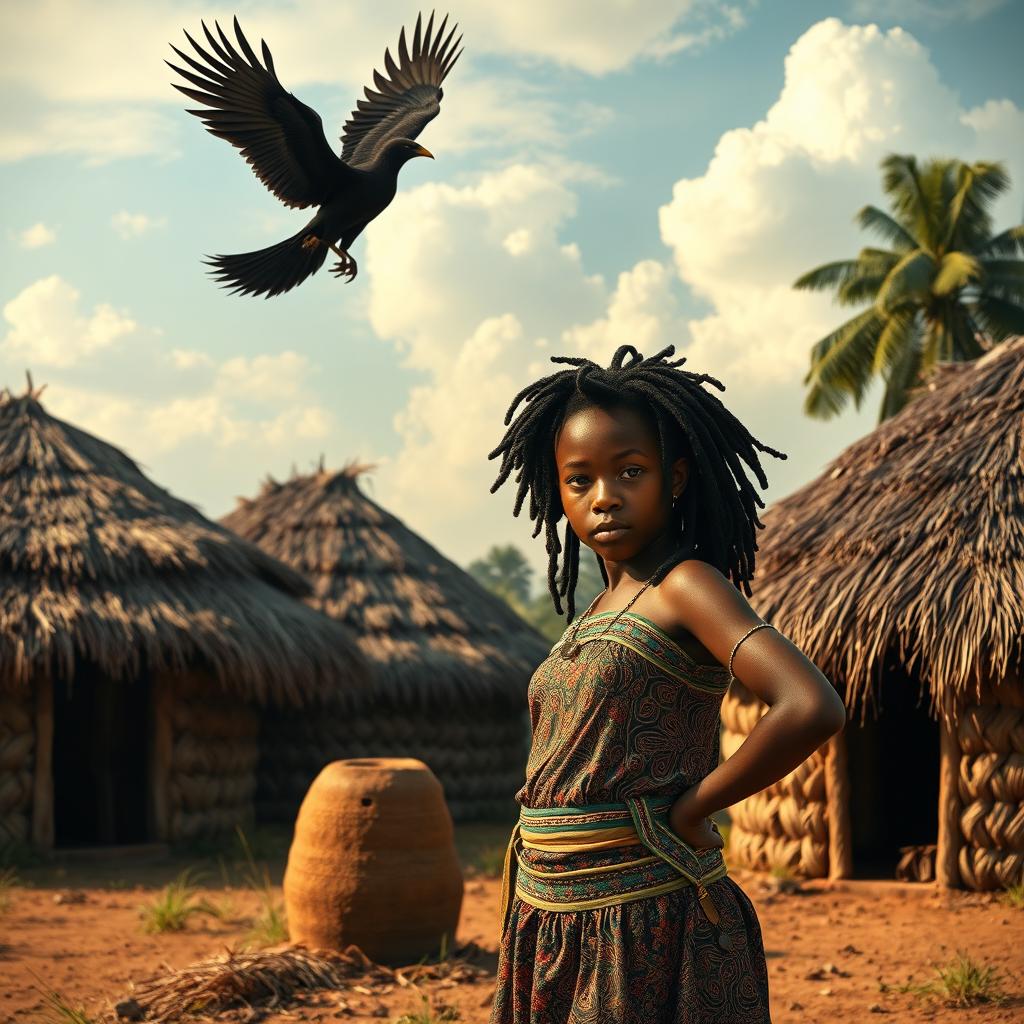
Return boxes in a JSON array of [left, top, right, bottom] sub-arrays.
[[593, 526, 629, 541]]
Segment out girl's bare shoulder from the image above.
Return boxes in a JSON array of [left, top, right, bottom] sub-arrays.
[[658, 558, 761, 654]]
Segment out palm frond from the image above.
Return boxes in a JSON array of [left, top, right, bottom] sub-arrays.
[[944, 160, 1009, 251], [979, 256, 1024, 278], [978, 269, 1024, 305], [875, 249, 936, 313], [792, 260, 862, 292], [918, 158, 952, 252], [877, 335, 924, 421], [948, 302, 987, 361], [979, 256, 1024, 291], [854, 205, 919, 251], [837, 271, 890, 307], [871, 309, 919, 376], [836, 248, 901, 306], [933, 251, 982, 296], [857, 246, 904, 268], [880, 153, 933, 247], [978, 224, 1024, 258], [920, 318, 946, 375], [972, 293, 1024, 341], [803, 307, 887, 419]]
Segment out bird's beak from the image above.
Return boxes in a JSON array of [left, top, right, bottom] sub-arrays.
[[414, 144, 434, 159]]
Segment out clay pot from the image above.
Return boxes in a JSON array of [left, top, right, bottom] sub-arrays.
[[283, 757, 463, 963]]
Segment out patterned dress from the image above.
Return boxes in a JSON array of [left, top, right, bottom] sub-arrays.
[[489, 611, 772, 1024]]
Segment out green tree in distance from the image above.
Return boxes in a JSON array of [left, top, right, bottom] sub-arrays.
[[468, 543, 606, 643], [795, 153, 1024, 423], [467, 543, 532, 607]]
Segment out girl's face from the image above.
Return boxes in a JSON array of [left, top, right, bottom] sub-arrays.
[[554, 401, 687, 561]]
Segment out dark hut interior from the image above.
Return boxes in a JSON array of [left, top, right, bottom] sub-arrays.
[[52, 664, 150, 846], [843, 659, 940, 878]]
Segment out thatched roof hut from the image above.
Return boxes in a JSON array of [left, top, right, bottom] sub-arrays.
[[221, 463, 550, 822], [0, 383, 370, 848], [722, 336, 1024, 890]]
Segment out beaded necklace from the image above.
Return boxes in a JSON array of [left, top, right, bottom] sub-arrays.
[[558, 547, 686, 660]]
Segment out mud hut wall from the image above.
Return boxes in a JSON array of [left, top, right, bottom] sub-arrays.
[[0, 689, 35, 847], [955, 675, 1024, 891], [721, 683, 829, 878], [257, 702, 529, 824], [158, 671, 260, 841]]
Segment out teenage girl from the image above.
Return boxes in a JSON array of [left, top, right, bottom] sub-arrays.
[[487, 344, 847, 1024]]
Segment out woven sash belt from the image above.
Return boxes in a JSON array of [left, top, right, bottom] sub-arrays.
[[498, 795, 734, 951]]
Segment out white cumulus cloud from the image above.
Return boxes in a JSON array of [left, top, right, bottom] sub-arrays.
[[18, 223, 56, 249], [365, 162, 607, 375], [1, 276, 137, 368], [214, 352, 311, 401], [658, 17, 1024, 387], [0, 1, 752, 103], [563, 260, 686, 363], [362, 16, 1024, 573], [0, 105, 179, 165], [111, 211, 167, 239], [0, 278, 336, 482], [362, 161, 698, 562], [0, 0, 749, 165]]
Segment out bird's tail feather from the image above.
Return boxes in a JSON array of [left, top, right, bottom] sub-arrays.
[[203, 227, 330, 299]]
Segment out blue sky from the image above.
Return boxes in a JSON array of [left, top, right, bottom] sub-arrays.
[[2, 0, 1022, 585]]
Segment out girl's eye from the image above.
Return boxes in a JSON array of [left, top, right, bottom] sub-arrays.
[[566, 467, 642, 487]]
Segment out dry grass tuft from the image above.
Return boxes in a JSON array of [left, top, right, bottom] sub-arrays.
[[999, 878, 1024, 910], [394, 993, 462, 1022], [233, 826, 288, 949], [27, 971, 95, 1024], [888, 949, 1009, 1008], [139, 868, 222, 934]]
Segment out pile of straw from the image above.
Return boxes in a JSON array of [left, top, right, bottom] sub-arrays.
[[109, 941, 489, 1022]]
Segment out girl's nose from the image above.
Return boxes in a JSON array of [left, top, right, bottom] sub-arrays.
[[592, 481, 622, 512]]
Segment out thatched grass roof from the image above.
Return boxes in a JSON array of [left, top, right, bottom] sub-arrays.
[[0, 382, 371, 706], [220, 462, 550, 707], [749, 335, 1024, 726]]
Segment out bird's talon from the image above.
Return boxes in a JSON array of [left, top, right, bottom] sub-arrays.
[[329, 253, 358, 281]]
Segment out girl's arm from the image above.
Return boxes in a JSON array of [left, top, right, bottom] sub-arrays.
[[661, 559, 848, 845]]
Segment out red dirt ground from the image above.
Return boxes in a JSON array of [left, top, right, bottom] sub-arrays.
[[2, 827, 1022, 1024]]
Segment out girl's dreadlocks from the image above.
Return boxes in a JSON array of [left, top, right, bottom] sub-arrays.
[[487, 344, 787, 621]]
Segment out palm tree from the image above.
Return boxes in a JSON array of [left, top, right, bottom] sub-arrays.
[[795, 154, 1024, 422]]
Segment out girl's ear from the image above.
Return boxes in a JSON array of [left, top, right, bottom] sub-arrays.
[[671, 456, 688, 499]]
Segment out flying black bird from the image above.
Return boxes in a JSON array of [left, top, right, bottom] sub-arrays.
[[167, 12, 462, 298]]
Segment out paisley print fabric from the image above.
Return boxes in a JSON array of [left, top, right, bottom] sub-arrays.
[[489, 612, 773, 1024]]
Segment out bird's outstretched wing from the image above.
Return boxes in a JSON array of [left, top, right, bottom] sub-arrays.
[[167, 17, 349, 209], [341, 11, 463, 169]]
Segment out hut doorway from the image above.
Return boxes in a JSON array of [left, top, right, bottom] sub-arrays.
[[844, 664, 940, 879], [52, 664, 150, 846]]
